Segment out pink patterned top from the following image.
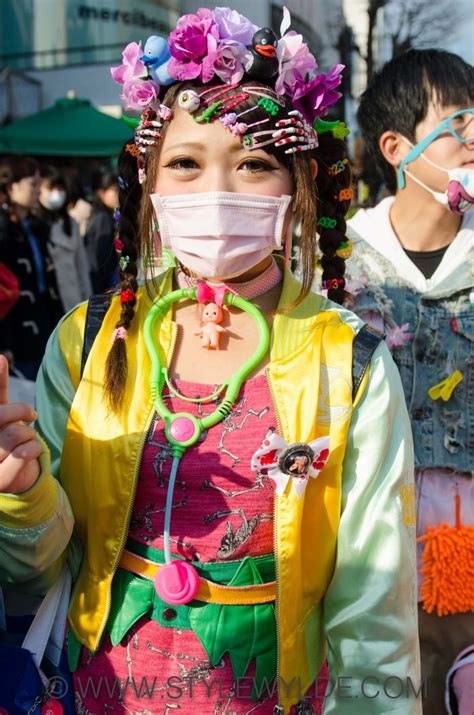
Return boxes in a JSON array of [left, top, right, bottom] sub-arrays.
[[73, 376, 326, 714]]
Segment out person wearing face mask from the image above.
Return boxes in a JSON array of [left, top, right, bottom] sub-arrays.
[[38, 166, 92, 313], [344, 49, 474, 715], [0, 9, 420, 715], [84, 171, 120, 293], [0, 156, 62, 379]]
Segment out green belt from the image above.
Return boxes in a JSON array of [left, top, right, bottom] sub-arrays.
[[69, 538, 277, 698]]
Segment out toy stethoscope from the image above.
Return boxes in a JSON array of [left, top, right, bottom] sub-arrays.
[[144, 286, 270, 605]]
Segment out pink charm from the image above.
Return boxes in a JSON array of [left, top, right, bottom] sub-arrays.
[[195, 302, 226, 349], [154, 560, 200, 605], [169, 416, 197, 443], [251, 429, 330, 498]]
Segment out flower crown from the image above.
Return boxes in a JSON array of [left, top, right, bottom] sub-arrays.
[[111, 6, 344, 128]]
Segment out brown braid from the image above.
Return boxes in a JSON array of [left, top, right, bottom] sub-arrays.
[[314, 133, 352, 305], [104, 143, 142, 411]]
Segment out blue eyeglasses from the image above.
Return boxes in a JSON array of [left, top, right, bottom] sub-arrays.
[[397, 108, 474, 189]]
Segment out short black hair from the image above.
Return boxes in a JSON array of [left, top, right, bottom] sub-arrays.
[[357, 49, 474, 193]]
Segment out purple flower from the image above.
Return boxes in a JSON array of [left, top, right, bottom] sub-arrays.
[[290, 65, 344, 123], [111, 42, 146, 85], [122, 79, 158, 111], [168, 8, 219, 82], [213, 40, 251, 84], [275, 32, 318, 96], [213, 7, 258, 45]]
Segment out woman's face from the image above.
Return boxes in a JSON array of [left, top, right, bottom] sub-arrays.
[[98, 184, 119, 210], [9, 172, 41, 209], [154, 106, 293, 198]]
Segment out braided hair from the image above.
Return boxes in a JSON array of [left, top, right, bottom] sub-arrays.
[[314, 133, 351, 305], [103, 144, 142, 411]]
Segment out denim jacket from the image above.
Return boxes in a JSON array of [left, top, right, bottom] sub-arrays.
[[346, 198, 473, 473]]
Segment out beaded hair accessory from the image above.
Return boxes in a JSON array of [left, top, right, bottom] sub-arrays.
[[134, 105, 174, 154], [178, 85, 318, 155]]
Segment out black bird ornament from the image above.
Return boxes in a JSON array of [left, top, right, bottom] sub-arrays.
[[245, 28, 279, 80]]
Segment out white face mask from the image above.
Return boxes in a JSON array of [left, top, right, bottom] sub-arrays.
[[401, 139, 474, 215], [150, 191, 291, 280], [41, 189, 66, 211]]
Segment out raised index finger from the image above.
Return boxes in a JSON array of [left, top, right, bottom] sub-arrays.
[[0, 355, 9, 405]]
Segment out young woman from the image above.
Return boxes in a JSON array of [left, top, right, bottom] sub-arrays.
[[0, 8, 420, 714], [0, 156, 62, 378], [39, 165, 92, 313], [84, 171, 120, 293]]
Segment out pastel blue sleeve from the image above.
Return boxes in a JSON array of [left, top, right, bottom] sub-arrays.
[[322, 342, 421, 714]]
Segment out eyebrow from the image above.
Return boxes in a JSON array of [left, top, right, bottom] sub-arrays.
[[161, 140, 258, 155]]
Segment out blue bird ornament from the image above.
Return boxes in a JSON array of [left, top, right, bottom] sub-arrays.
[[141, 35, 174, 86]]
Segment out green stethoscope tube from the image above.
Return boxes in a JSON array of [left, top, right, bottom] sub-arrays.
[[144, 286, 270, 566]]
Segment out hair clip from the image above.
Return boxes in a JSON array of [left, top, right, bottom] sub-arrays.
[[322, 278, 345, 290], [338, 188, 353, 201], [313, 118, 350, 140], [119, 255, 131, 271], [335, 240, 352, 259], [114, 236, 124, 252], [120, 289, 136, 303], [272, 111, 318, 154], [113, 208, 121, 224], [178, 90, 201, 112], [327, 159, 348, 177], [125, 143, 141, 159], [134, 108, 168, 153], [317, 216, 337, 229], [138, 166, 147, 185], [118, 176, 128, 191]]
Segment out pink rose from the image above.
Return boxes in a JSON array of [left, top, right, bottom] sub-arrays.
[[111, 42, 146, 85], [213, 41, 250, 84], [122, 80, 158, 111], [168, 8, 219, 82]]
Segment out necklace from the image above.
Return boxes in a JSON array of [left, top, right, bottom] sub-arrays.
[[144, 286, 270, 605]]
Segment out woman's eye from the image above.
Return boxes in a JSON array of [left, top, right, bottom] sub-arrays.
[[165, 158, 199, 170], [239, 159, 274, 172]]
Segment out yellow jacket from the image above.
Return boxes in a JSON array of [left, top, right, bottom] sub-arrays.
[[0, 270, 421, 713]]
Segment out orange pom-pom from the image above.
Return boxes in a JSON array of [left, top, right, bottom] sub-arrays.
[[417, 522, 474, 616]]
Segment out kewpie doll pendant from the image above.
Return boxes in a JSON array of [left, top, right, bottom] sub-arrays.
[[195, 301, 227, 349]]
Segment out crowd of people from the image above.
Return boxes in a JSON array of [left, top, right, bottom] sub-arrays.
[[0, 160, 119, 378], [0, 5, 472, 715]]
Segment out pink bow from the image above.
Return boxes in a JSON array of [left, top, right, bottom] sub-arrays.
[[197, 281, 227, 307]]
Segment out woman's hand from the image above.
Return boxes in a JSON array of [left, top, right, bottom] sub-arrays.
[[0, 355, 41, 494]]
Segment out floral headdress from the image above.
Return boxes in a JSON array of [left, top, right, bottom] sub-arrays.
[[111, 6, 345, 155]]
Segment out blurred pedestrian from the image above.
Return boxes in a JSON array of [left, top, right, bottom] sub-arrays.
[[39, 166, 92, 312], [66, 171, 92, 238], [0, 156, 62, 379], [85, 171, 119, 293], [345, 49, 474, 715]]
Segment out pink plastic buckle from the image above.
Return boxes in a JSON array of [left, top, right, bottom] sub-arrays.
[[154, 560, 200, 605]]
